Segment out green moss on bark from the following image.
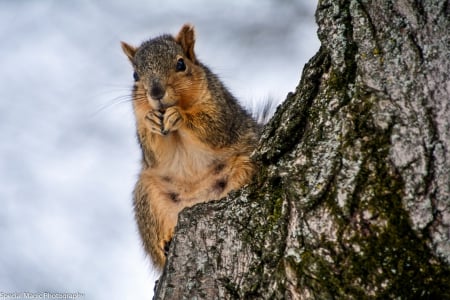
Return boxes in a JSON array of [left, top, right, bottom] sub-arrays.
[[155, 1, 450, 299]]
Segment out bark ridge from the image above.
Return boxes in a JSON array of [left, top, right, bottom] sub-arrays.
[[155, 1, 450, 298]]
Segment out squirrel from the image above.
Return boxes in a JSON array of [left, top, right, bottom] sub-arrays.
[[121, 24, 260, 270]]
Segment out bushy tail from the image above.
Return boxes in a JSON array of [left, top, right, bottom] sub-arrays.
[[250, 97, 279, 125]]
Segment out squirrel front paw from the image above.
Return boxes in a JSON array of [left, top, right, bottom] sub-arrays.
[[162, 106, 183, 135], [146, 110, 165, 135], [146, 107, 183, 136]]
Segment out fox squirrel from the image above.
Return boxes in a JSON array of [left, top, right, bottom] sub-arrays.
[[121, 24, 260, 270]]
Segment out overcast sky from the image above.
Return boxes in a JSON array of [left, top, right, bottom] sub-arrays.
[[0, 1, 319, 299]]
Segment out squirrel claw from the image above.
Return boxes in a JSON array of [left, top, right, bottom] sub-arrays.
[[163, 239, 172, 257]]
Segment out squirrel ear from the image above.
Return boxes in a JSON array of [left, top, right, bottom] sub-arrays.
[[121, 41, 137, 63], [175, 24, 197, 64]]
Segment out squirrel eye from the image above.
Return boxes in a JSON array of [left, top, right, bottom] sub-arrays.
[[176, 58, 186, 72], [133, 71, 140, 81]]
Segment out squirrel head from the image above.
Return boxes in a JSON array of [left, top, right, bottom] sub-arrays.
[[121, 24, 207, 112]]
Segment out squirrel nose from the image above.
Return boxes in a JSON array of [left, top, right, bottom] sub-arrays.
[[150, 79, 165, 101]]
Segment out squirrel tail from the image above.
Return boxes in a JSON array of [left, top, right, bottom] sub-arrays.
[[251, 97, 279, 125]]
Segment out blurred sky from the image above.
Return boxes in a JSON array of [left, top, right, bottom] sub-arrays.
[[0, 1, 319, 299]]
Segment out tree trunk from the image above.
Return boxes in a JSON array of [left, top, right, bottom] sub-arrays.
[[154, 0, 450, 299]]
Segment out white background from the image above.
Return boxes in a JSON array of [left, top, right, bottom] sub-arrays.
[[0, 1, 319, 299]]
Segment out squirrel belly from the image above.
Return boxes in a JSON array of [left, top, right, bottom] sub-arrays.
[[121, 24, 259, 270]]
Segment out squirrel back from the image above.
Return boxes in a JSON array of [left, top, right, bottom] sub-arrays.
[[121, 24, 259, 270]]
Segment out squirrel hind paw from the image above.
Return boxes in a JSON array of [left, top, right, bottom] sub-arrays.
[[163, 239, 172, 257]]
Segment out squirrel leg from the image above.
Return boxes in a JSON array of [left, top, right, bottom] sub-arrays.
[[134, 175, 177, 270]]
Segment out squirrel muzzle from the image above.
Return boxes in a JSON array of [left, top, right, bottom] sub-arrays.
[[147, 78, 178, 111], [150, 79, 165, 101]]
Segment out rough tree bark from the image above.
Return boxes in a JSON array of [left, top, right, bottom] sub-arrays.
[[154, 0, 450, 299]]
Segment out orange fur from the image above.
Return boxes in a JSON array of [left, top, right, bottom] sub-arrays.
[[122, 24, 259, 270]]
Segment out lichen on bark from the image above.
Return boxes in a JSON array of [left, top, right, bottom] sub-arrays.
[[154, 0, 450, 299]]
